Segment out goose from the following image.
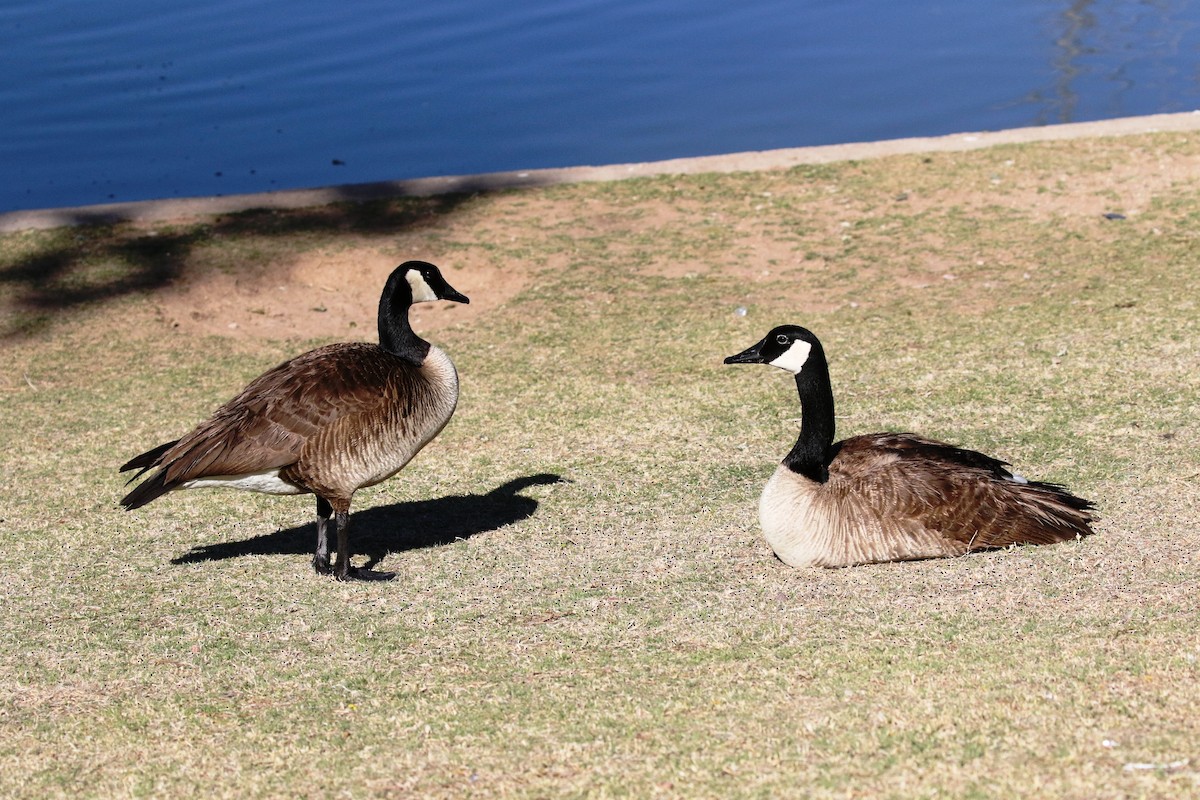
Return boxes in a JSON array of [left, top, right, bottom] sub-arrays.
[[120, 260, 469, 581], [724, 325, 1095, 568]]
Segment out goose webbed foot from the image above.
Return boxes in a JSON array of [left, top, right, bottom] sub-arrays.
[[335, 564, 397, 582], [313, 553, 332, 575]]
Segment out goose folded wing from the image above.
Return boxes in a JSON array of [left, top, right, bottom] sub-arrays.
[[157, 345, 406, 484], [841, 435, 1089, 551], [159, 408, 309, 484]]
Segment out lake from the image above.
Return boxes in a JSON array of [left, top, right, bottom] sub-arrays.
[[2, 0, 1198, 213]]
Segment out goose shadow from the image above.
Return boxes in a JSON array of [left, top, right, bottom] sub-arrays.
[[170, 473, 565, 570]]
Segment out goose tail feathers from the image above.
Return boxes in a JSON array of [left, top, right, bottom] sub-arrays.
[[120, 469, 175, 511], [119, 439, 180, 510]]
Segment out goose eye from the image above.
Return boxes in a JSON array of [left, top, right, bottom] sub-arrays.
[[775, 334, 789, 345]]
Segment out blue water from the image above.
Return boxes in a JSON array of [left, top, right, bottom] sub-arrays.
[[2, 0, 1198, 213]]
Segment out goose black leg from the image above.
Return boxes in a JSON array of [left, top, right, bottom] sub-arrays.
[[313, 496, 333, 575], [333, 508, 396, 582]]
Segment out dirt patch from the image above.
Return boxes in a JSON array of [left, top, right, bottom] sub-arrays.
[[146, 244, 521, 340], [142, 137, 1198, 339], [10, 121, 1200, 346]]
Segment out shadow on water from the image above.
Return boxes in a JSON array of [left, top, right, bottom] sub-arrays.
[[170, 473, 566, 571], [0, 173, 557, 339]]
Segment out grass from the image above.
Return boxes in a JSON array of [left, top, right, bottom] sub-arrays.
[[2, 132, 1199, 798]]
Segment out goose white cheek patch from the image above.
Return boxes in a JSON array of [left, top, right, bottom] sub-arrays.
[[769, 340, 812, 374], [406, 270, 438, 303]]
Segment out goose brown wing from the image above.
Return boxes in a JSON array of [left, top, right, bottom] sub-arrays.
[[156, 343, 406, 485], [831, 433, 1095, 553]]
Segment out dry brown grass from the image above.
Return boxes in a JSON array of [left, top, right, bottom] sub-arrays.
[[1, 131, 1198, 798]]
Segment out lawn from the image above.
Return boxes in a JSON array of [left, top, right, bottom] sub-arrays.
[[1, 131, 1198, 798]]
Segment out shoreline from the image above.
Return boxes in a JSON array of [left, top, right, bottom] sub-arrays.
[[2, 110, 1198, 234]]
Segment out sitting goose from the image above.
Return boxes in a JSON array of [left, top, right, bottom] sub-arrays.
[[724, 325, 1095, 568], [120, 260, 468, 581]]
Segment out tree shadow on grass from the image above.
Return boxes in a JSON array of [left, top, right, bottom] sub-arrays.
[[0, 190, 491, 340], [170, 473, 566, 571]]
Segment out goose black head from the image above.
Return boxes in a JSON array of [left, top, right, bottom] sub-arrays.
[[377, 261, 470, 360], [389, 260, 470, 306], [724, 325, 824, 375]]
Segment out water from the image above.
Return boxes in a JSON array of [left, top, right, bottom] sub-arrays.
[[2, 0, 1198, 213]]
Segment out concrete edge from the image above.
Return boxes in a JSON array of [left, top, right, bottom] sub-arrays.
[[3, 111, 1198, 233]]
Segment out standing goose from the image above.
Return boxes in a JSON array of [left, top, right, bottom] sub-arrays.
[[120, 260, 468, 581], [724, 325, 1095, 568]]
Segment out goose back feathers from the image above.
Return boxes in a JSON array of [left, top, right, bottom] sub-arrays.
[[120, 260, 468, 581], [727, 325, 1095, 568]]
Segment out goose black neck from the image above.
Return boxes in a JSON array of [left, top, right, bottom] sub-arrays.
[[782, 352, 836, 483], [377, 279, 431, 365]]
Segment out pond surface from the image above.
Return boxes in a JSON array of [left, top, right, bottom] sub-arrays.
[[2, 0, 1198, 212]]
